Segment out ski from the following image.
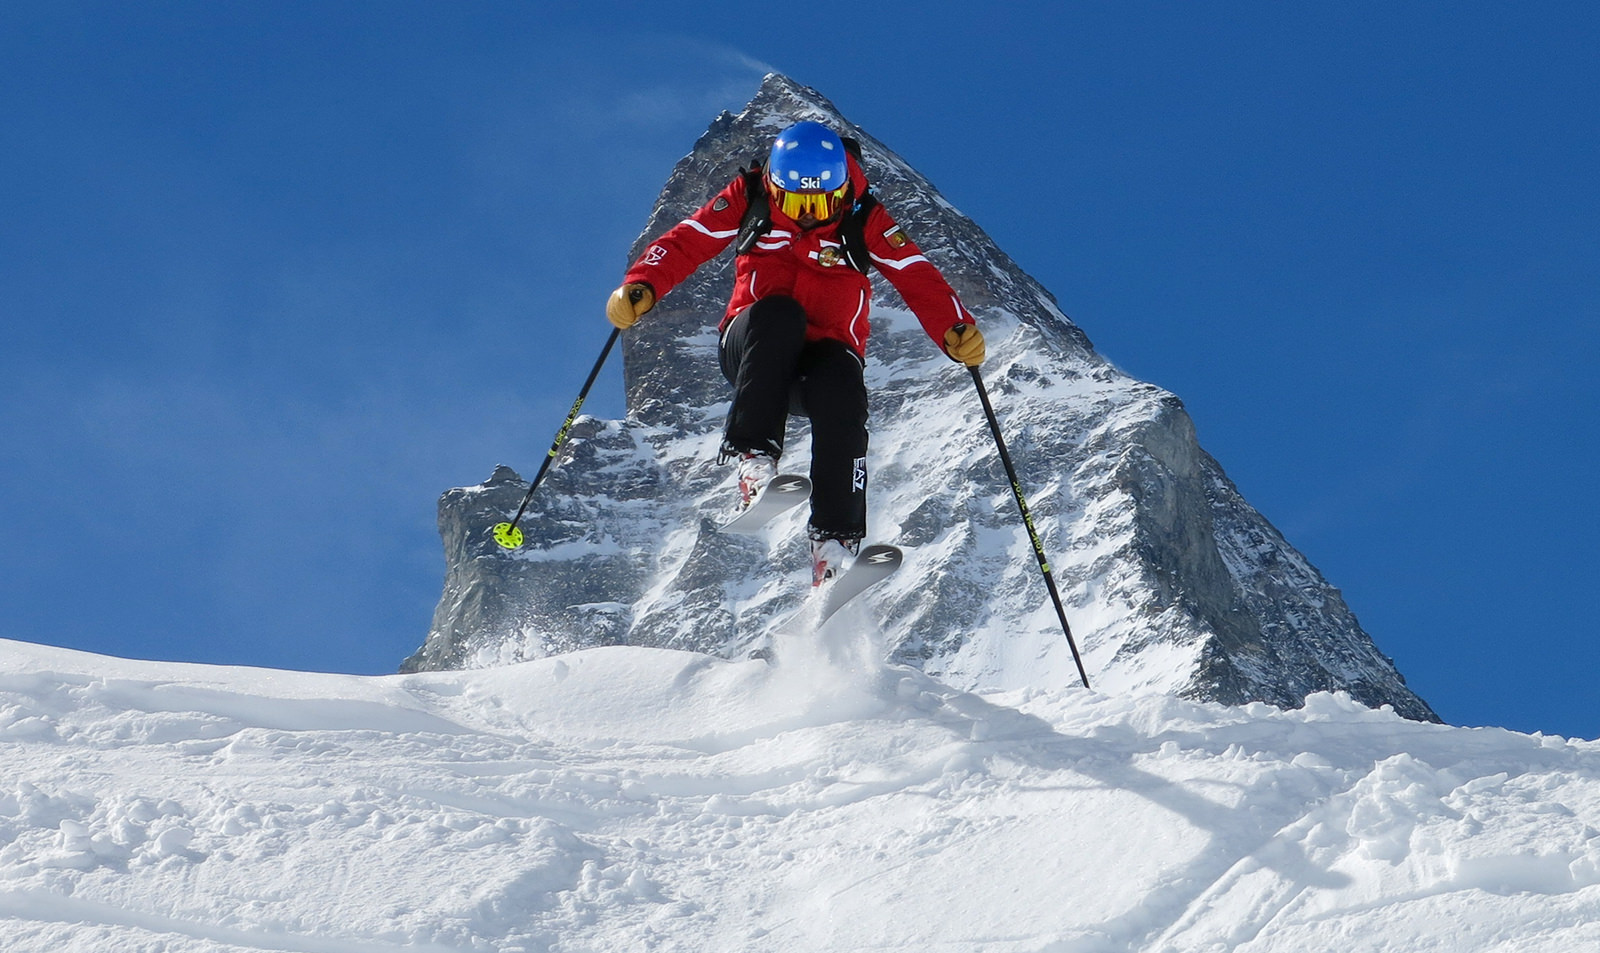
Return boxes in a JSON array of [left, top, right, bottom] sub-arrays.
[[748, 543, 904, 661], [817, 543, 902, 624], [717, 474, 811, 534]]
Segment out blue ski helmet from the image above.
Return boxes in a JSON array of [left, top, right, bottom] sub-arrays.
[[766, 120, 850, 222]]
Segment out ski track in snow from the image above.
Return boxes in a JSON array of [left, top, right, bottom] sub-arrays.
[[3, 636, 1599, 952]]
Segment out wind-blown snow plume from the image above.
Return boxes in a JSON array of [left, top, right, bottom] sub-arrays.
[[403, 74, 1435, 723]]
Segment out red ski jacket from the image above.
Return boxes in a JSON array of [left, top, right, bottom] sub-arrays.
[[623, 154, 975, 358]]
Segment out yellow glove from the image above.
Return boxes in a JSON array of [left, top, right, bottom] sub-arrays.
[[943, 324, 986, 366], [606, 282, 655, 330]]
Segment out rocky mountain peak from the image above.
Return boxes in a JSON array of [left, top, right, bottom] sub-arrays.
[[402, 74, 1437, 725]]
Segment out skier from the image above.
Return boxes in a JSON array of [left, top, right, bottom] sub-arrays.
[[606, 120, 986, 586]]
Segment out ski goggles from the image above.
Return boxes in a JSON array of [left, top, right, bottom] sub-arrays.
[[768, 182, 849, 223]]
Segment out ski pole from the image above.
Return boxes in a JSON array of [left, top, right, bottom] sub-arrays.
[[492, 327, 621, 550], [965, 358, 1091, 689]]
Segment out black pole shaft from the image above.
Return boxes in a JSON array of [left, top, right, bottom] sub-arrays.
[[502, 327, 621, 535], [968, 364, 1091, 689]]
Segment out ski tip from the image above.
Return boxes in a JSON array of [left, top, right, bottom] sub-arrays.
[[856, 543, 902, 566], [715, 473, 812, 534], [769, 475, 811, 494], [815, 542, 903, 624], [491, 522, 524, 549]]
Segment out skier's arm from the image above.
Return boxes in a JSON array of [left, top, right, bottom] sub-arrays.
[[864, 205, 985, 365], [620, 176, 749, 303]]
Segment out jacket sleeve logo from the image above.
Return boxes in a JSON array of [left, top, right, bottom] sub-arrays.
[[643, 244, 668, 266]]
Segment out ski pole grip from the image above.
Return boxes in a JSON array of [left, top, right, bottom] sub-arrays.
[[944, 323, 984, 366]]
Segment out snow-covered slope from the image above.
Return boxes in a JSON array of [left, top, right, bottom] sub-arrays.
[[403, 74, 1435, 723], [4, 635, 1595, 952]]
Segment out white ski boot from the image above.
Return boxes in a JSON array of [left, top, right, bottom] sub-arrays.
[[810, 536, 861, 588], [736, 452, 778, 513]]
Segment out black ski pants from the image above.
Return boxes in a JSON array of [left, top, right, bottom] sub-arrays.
[[719, 295, 868, 541]]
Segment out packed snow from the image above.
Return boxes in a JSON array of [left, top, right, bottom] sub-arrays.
[[3, 629, 1598, 952]]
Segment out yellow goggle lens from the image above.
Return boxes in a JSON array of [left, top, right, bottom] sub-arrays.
[[772, 184, 848, 222]]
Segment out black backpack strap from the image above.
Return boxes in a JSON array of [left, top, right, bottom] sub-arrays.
[[837, 192, 878, 274], [734, 159, 772, 256], [837, 137, 874, 273]]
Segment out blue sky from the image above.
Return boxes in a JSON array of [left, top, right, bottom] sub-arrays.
[[3, 2, 1595, 737]]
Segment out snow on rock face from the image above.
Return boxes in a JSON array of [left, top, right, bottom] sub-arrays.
[[0, 638, 1593, 952], [402, 73, 1436, 724]]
